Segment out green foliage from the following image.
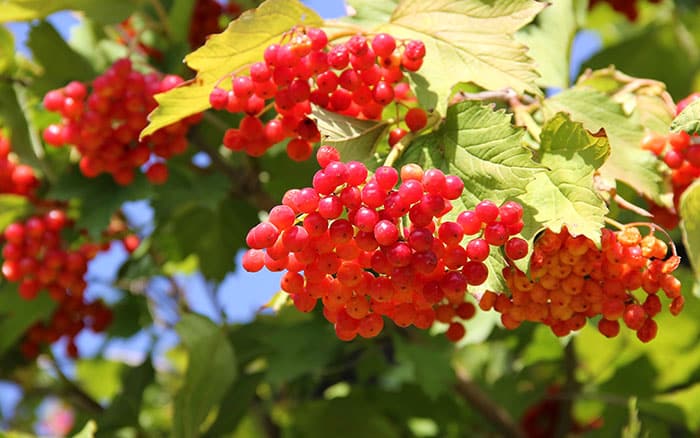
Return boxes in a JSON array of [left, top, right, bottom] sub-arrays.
[[0, 0, 138, 24], [680, 180, 700, 282], [521, 113, 610, 242], [310, 106, 389, 162], [376, 0, 544, 114], [174, 314, 236, 438], [0, 287, 56, 355]]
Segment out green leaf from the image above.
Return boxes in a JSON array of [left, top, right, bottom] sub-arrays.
[[0, 83, 42, 168], [680, 180, 700, 281], [174, 314, 237, 438], [0, 0, 138, 24], [623, 398, 642, 438], [142, 0, 323, 137], [27, 21, 95, 95], [0, 288, 57, 355], [98, 359, 155, 432], [203, 373, 265, 437], [76, 359, 123, 402], [71, 420, 97, 438], [48, 171, 153, 238], [167, 0, 197, 46], [106, 293, 152, 338], [393, 334, 454, 400], [310, 106, 389, 162], [341, 0, 398, 28], [520, 113, 610, 242], [671, 98, 700, 135], [0, 26, 15, 74], [0, 195, 32, 231], [516, 0, 579, 88], [376, 0, 544, 114], [543, 86, 669, 205]]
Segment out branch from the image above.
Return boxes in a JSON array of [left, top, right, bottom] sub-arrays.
[[48, 352, 104, 415], [453, 366, 525, 438], [554, 339, 579, 438]]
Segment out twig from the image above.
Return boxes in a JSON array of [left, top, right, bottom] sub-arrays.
[[451, 88, 535, 106], [453, 366, 525, 438], [554, 340, 579, 438], [47, 352, 104, 415]]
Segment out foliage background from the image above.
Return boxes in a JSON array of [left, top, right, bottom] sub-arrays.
[[0, 0, 699, 437]]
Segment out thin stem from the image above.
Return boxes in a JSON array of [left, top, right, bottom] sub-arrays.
[[47, 352, 104, 415], [612, 193, 653, 218], [148, 0, 172, 38], [453, 366, 525, 438]]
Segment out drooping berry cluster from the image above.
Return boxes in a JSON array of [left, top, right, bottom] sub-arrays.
[[189, 0, 244, 48], [0, 133, 39, 196], [242, 146, 527, 342], [588, 0, 661, 21], [481, 226, 682, 343], [209, 27, 427, 160], [1, 210, 112, 358], [42, 58, 202, 185]]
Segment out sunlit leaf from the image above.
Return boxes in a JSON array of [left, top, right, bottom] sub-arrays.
[[671, 98, 700, 135], [0, 0, 137, 24], [142, 0, 322, 137], [376, 0, 544, 113], [310, 106, 389, 162]]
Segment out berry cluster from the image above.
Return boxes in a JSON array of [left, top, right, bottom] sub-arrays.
[[588, 0, 661, 21], [481, 226, 682, 342], [210, 27, 427, 160], [1, 210, 112, 358], [189, 0, 244, 48], [42, 58, 202, 185], [242, 146, 527, 342], [0, 133, 39, 196]]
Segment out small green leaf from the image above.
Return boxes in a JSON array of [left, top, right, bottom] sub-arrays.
[[174, 314, 237, 438], [623, 397, 642, 438], [142, 0, 323, 137], [0, 194, 32, 231], [680, 180, 700, 281], [671, 98, 700, 135], [76, 359, 123, 402], [203, 373, 265, 437], [310, 106, 389, 162], [520, 113, 610, 242], [0, 83, 42, 168], [376, 0, 545, 113], [0, 26, 15, 74], [71, 420, 97, 438], [544, 86, 669, 205], [341, 0, 398, 28], [516, 0, 578, 88], [0, 0, 138, 24]]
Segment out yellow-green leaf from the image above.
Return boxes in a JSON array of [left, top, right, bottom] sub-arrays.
[[141, 0, 322, 137], [377, 0, 544, 114], [680, 180, 700, 281], [310, 106, 389, 162], [672, 98, 700, 135]]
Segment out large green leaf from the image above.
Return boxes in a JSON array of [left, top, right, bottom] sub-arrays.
[[203, 372, 265, 437], [0, 0, 138, 24], [310, 106, 389, 162], [174, 314, 236, 438], [520, 113, 610, 242], [142, 0, 323, 137], [680, 180, 700, 281], [376, 0, 544, 114], [671, 98, 700, 135], [27, 21, 96, 94], [393, 334, 454, 400], [76, 359, 123, 402], [516, 0, 582, 88], [0, 25, 15, 74], [543, 86, 669, 205], [48, 171, 153, 238], [341, 0, 398, 28], [0, 287, 56, 355]]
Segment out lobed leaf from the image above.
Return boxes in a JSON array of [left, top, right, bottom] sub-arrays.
[[376, 0, 545, 114], [671, 98, 700, 135], [520, 113, 610, 243], [680, 180, 700, 282], [142, 0, 323, 137], [543, 86, 669, 205]]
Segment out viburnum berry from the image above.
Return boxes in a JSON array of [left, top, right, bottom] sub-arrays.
[[242, 145, 525, 342], [485, 225, 682, 342]]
